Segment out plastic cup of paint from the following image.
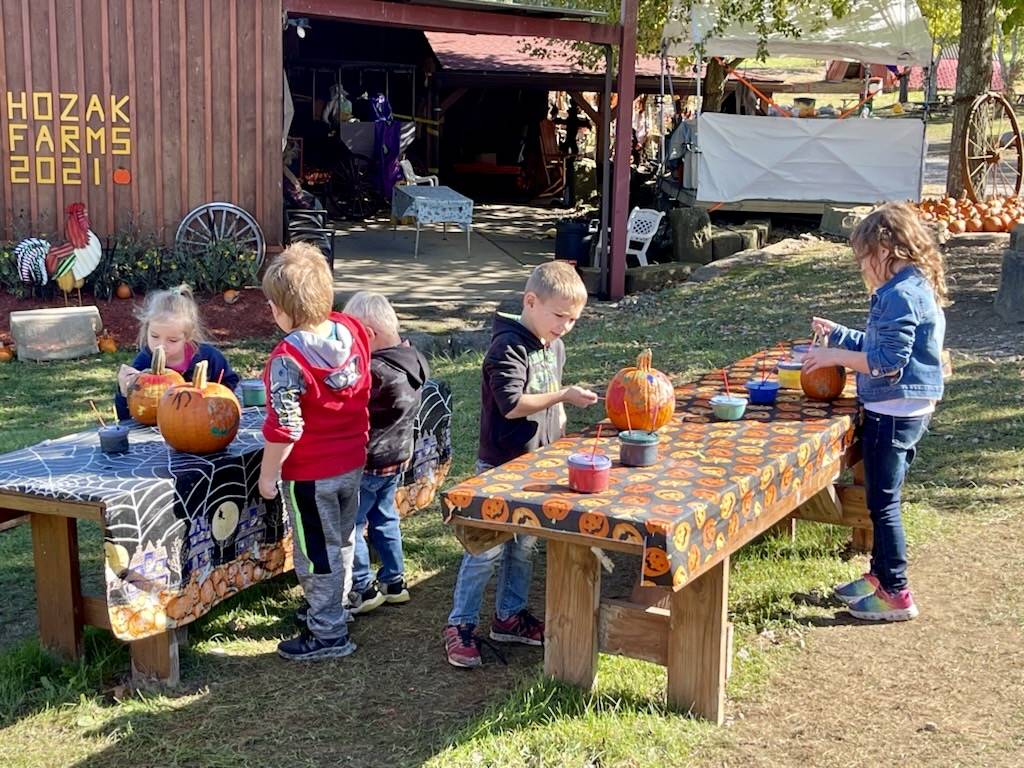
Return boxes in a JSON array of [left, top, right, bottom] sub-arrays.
[[710, 394, 747, 421], [618, 430, 660, 467], [745, 379, 781, 405], [777, 359, 804, 390], [790, 343, 812, 362], [239, 379, 266, 407], [567, 452, 612, 493], [98, 424, 130, 454]]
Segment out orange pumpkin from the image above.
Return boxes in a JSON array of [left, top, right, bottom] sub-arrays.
[[115, 283, 132, 299], [157, 360, 240, 453], [0, 345, 12, 363], [480, 497, 510, 522], [605, 348, 675, 432], [98, 333, 119, 354], [801, 363, 846, 401], [127, 346, 185, 425], [578, 511, 610, 538]]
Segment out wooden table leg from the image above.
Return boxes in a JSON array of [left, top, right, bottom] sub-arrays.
[[667, 555, 730, 723], [544, 539, 600, 689], [130, 627, 182, 687], [31, 513, 84, 659]]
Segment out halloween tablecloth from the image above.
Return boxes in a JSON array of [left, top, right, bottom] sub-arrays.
[[0, 380, 453, 642], [444, 348, 862, 589]]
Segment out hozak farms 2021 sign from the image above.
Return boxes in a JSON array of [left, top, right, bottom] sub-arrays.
[[4, 91, 131, 185]]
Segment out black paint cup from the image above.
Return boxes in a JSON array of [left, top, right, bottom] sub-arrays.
[[99, 425, 129, 454]]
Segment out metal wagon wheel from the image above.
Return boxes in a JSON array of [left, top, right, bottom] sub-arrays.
[[962, 92, 1024, 202], [175, 202, 266, 267]]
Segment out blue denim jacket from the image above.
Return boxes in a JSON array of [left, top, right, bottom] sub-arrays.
[[828, 265, 945, 403]]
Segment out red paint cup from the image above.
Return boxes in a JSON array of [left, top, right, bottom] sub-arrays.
[[567, 452, 611, 493]]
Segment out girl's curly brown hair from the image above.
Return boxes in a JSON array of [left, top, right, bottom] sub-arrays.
[[850, 202, 949, 306]]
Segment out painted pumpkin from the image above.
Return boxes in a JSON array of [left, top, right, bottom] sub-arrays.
[[605, 348, 675, 432], [127, 346, 185, 425], [157, 360, 240, 453], [98, 333, 118, 354], [541, 498, 572, 521], [800, 362, 847, 401]]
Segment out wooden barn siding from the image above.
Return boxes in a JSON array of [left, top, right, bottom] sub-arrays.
[[0, 0, 282, 246]]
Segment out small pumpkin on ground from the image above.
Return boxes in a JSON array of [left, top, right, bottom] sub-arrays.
[[157, 360, 240, 453], [127, 346, 185, 425], [0, 345, 13, 363], [115, 283, 133, 299], [98, 333, 118, 354]]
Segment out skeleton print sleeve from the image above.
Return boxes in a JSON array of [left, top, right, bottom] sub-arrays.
[[264, 354, 307, 443]]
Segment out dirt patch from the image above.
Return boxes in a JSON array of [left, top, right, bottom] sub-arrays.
[[0, 287, 278, 347]]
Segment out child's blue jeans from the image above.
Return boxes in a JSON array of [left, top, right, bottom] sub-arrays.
[[447, 461, 537, 627], [861, 410, 930, 594], [351, 473, 405, 592]]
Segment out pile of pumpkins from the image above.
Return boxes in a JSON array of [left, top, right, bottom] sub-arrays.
[[126, 346, 241, 454], [914, 195, 1024, 235]]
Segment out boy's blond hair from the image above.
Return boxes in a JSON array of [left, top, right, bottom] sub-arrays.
[[524, 261, 587, 305], [344, 291, 401, 336], [261, 243, 334, 328]]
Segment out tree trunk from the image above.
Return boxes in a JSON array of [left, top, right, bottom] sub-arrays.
[[947, 0, 997, 197], [701, 58, 743, 113]]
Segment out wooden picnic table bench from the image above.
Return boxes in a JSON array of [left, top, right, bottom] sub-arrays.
[[444, 344, 870, 723]]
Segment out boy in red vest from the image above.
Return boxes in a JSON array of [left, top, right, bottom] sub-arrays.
[[259, 243, 371, 661]]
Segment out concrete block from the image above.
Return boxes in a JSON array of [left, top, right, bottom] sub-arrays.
[[820, 205, 873, 238], [711, 230, 744, 261], [11, 306, 102, 361], [669, 207, 713, 264], [1010, 223, 1024, 251], [624, 263, 691, 294], [577, 266, 604, 296], [995, 249, 1024, 323], [732, 227, 759, 251], [744, 218, 771, 247]]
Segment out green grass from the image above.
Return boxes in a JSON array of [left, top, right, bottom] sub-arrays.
[[0, 248, 1021, 767]]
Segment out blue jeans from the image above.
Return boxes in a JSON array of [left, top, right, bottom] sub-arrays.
[[447, 460, 537, 626], [861, 410, 930, 594], [352, 473, 405, 592]]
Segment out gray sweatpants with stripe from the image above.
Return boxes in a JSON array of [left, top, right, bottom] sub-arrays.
[[284, 467, 361, 639]]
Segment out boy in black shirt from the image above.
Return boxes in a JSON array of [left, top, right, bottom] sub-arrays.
[[444, 261, 598, 668]]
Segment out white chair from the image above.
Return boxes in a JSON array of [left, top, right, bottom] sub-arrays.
[[625, 208, 664, 267], [400, 158, 438, 186], [587, 207, 665, 267]]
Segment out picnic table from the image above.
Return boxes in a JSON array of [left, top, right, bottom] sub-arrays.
[[391, 184, 473, 258], [443, 345, 869, 723], [0, 408, 290, 684]]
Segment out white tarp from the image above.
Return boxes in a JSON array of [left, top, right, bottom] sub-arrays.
[[664, 0, 933, 66], [694, 113, 924, 203]]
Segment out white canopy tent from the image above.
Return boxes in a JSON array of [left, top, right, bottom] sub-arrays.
[[661, 1, 934, 209]]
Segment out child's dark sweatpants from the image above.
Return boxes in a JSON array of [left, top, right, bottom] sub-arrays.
[[283, 467, 360, 639]]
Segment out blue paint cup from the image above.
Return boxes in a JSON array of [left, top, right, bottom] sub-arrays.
[[710, 394, 747, 421], [98, 425, 130, 454], [239, 379, 266, 407], [745, 379, 781, 405]]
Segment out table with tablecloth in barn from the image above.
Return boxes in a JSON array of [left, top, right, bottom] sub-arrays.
[[391, 184, 473, 257], [444, 345, 868, 723]]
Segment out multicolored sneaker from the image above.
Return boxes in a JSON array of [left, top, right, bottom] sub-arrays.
[[348, 583, 387, 615], [834, 573, 881, 605], [277, 630, 357, 661], [848, 587, 919, 622], [489, 609, 544, 646], [381, 578, 410, 604], [444, 624, 482, 668]]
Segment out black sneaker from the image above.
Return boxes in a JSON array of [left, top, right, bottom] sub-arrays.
[[381, 578, 410, 605], [348, 583, 387, 615], [277, 630, 356, 661], [295, 599, 354, 626]]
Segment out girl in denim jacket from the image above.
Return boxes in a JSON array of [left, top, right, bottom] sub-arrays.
[[803, 203, 947, 622]]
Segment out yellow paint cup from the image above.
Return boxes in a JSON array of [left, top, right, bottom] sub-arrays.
[[777, 359, 803, 390]]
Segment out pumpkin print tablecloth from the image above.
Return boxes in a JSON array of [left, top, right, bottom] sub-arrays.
[[444, 348, 862, 589]]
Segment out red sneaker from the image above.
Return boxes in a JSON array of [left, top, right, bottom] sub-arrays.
[[444, 624, 481, 668], [489, 609, 544, 646]]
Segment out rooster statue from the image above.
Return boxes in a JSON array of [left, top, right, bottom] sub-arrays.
[[15, 203, 102, 304]]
